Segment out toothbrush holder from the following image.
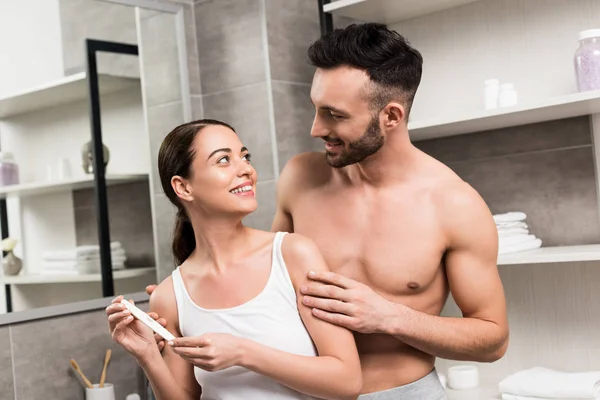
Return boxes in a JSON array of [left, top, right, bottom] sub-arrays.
[[86, 383, 115, 400]]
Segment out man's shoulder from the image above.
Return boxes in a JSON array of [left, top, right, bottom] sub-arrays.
[[279, 151, 331, 189], [428, 170, 494, 241]]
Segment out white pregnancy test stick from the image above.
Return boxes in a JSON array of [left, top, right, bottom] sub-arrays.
[[121, 299, 176, 342]]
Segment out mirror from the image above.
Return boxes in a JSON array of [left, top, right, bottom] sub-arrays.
[[0, 0, 189, 316]]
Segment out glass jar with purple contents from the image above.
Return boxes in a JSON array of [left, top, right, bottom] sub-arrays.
[[574, 29, 600, 92], [0, 152, 19, 186]]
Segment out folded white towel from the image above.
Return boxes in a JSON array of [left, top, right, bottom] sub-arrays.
[[494, 212, 527, 223], [498, 238, 542, 255], [502, 394, 590, 400], [497, 222, 528, 229], [498, 367, 600, 399], [43, 246, 125, 262], [498, 228, 530, 238], [499, 234, 537, 247], [42, 242, 124, 260]]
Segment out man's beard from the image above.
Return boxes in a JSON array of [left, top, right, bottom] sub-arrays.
[[324, 115, 384, 168]]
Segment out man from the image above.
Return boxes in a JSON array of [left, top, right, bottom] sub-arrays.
[[269, 23, 508, 399], [148, 22, 508, 399]]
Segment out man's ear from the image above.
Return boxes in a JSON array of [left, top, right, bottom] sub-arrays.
[[171, 176, 193, 202], [382, 102, 406, 129]]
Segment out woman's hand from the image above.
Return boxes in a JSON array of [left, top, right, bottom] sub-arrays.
[[170, 333, 246, 372], [106, 295, 158, 363]]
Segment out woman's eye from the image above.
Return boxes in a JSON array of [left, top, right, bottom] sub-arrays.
[[217, 156, 229, 164], [242, 153, 252, 162]]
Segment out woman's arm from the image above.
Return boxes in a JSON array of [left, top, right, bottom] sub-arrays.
[[144, 279, 201, 400], [240, 233, 362, 400], [107, 278, 200, 400]]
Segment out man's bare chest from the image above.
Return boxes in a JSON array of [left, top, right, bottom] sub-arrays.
[[291, 191, 447, 298]]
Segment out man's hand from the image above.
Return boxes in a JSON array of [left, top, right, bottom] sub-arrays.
[[146, 284, 166, 352], [300, 270, 397, 334], [146, 284, 158, 296]]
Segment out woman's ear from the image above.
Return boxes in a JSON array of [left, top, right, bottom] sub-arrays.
[[171, 176, 194, 202]]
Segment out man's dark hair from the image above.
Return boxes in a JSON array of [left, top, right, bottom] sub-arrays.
[[307, 23, 423, 119]]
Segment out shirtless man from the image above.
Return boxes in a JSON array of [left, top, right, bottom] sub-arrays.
[[269, 23, 509, 399], [146, 22, 508, 399]]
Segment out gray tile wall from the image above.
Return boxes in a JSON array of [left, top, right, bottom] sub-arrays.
[[415, 117, 600, 246], [137, 7, 196, 282], [73, 180, 155, 267], [58, 0, 140, 77], [0, 302, 149, 400], [193, 0, 323, 231]]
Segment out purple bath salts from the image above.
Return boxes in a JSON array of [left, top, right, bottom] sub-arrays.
[[0, 152, 19, 186], [574, 29, 600, 92]]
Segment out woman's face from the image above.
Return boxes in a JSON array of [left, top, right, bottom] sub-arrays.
[[174, 125, 258, 216]]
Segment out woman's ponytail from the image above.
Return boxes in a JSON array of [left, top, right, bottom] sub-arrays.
[[172, 208, 196, 265]]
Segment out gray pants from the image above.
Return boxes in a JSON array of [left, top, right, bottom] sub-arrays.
[[358, 369, 447, 400]]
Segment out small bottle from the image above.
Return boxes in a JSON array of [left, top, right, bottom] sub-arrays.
[[0, 152, 19, 186], [484, 79, 500, 110], [498, 83, 518, 107], [574, 29, 600, 92]]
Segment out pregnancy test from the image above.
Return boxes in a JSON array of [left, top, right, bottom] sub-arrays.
[[121, 299, 176, 342]]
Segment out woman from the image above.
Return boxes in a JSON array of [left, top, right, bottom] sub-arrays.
[[106, 119, 362, 400]]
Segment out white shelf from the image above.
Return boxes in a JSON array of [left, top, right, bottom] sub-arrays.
[[323, 0, 480, 24], [497, 245, 600, 265], [3, 266, 155, 285], [0, 173, 148, 199], [0, 72, 140, 118], [409, 90, 600, 141]]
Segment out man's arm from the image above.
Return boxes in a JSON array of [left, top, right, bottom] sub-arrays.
[[271, 153, 315, 233], [387, 183, 509, 362]]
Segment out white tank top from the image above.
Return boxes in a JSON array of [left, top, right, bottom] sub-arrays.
[[171, 231, 319, 400]]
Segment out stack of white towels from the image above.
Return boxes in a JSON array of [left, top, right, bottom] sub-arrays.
[[498, 367, 600, 399], [41, 242, 127, 275], [494, 212, 542, 255]]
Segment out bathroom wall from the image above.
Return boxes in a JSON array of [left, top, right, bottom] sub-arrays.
[[416, 117, 600, 379], [0, 300, 150, 400], [58, 0, 140, 78], [136, 3, 199, 283], [0, 0, 64, 97], [389, 0, 600, 123]]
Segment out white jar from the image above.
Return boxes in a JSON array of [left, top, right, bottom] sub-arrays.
[[498, 83, 518, 107], [484, 79, 500, 110]]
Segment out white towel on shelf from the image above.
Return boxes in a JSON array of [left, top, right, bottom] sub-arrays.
[[41, 258, 126, 274], [497, 221, 528, 230], [498, 238, 542, 255], [498, 228, 530, 238], [494, 212, 527, 223], [498, 367, 600, 399], [42, 242, 123, 261], [499, 234, 537, 247], [501, 395, 590, 400]]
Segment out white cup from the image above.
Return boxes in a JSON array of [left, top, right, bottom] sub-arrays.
[[447, 365, 479, 390], [58, 157, 72, 180], [86, 383, 116, 400]]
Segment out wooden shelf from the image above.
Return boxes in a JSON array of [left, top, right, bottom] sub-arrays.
[[0, 72, 140, 118], [323, 0, 481, 24], [0, 173, 148, 199], [497, 245, 600, 265], [409, 90, 600, 141], [3, 267, 155, 285]]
